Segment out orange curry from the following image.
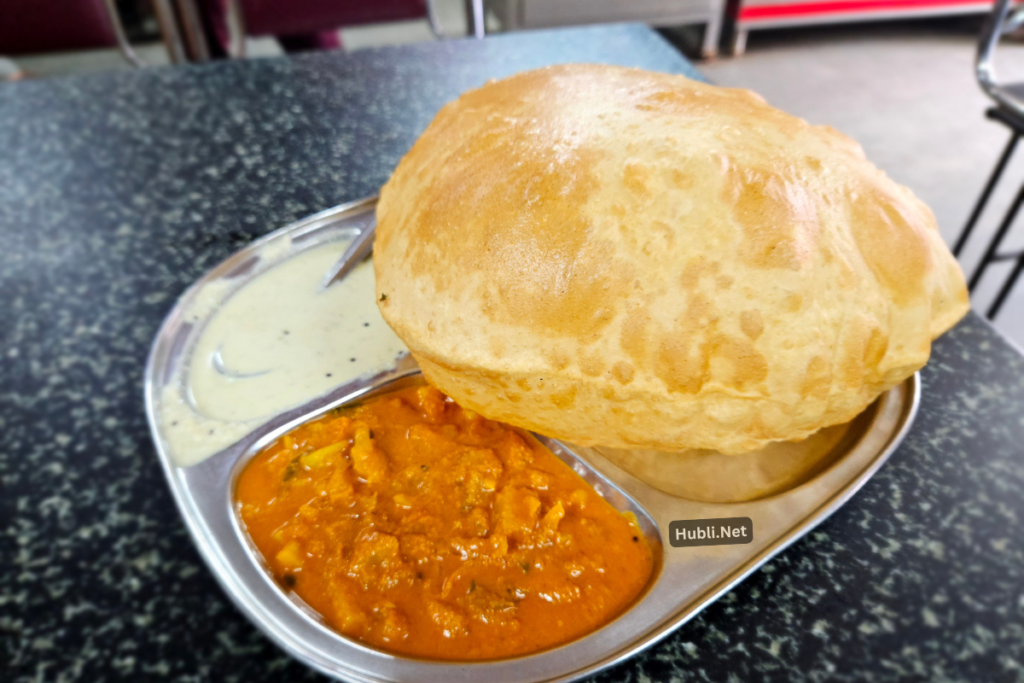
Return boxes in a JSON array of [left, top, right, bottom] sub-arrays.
[[235, 384, 654, 659]]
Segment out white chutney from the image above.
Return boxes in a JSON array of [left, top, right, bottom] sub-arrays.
[[161, 239, 407, 466]]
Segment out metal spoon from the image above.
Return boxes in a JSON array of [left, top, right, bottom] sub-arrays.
[[320, 217, 376, 290]]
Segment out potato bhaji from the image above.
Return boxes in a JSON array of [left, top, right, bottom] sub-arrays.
[[235, 384, 654, 660]]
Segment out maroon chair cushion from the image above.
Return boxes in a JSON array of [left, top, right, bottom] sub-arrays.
[[0, 0, 116, 55], [239, 0, 427, 37]]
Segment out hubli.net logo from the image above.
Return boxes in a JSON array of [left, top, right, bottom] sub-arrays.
[[669, 517, 753, 547]]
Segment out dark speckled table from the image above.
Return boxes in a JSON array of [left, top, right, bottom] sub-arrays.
[[2, 23, 1023, 683]]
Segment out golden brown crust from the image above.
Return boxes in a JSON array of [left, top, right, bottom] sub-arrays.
[[374, 64, 969, 454]]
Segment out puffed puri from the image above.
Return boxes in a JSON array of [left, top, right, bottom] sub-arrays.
[[373, 64, 969, 455]]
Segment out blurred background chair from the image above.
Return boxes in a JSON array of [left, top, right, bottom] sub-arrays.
[[0, 0, 146, 66], [955, 0, 1024, 319], [177, 0, 480, 60]]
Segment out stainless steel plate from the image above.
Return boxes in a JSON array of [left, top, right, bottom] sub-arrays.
[[145, 198, 920, 683]]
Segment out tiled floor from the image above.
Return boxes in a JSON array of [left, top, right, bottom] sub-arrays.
[[4, 16, 1022, 346]]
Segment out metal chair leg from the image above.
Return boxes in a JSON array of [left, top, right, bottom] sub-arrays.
[[954, 130, 1018, 257], [101, 0, 146, 66], [732, 28, 748, 56], [968, 181, 1024, 291], [987, 253, 1024, 318], [469, 0, 485, 38], [701, 0, 724, 58], [153, 0, 188, 63], [175, 0, 212, 61], [426, 0, 449, 39]]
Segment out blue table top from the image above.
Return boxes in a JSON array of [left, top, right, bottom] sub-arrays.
[[2, 23, 1023, 683]]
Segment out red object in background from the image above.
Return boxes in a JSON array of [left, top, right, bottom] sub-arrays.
[[0, 0, 116, 55], [731, 0, 1001, 54], [738, 0, 990, 20]]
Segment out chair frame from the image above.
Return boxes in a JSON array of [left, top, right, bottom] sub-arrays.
[[954, 0, 1024, 319], [216, 0, 483, 59]]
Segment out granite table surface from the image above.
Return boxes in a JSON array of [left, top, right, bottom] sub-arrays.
[[2, 23, 1024, 683]]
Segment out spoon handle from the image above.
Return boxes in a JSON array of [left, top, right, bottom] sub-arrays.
[[321, 219, 376, 290]]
